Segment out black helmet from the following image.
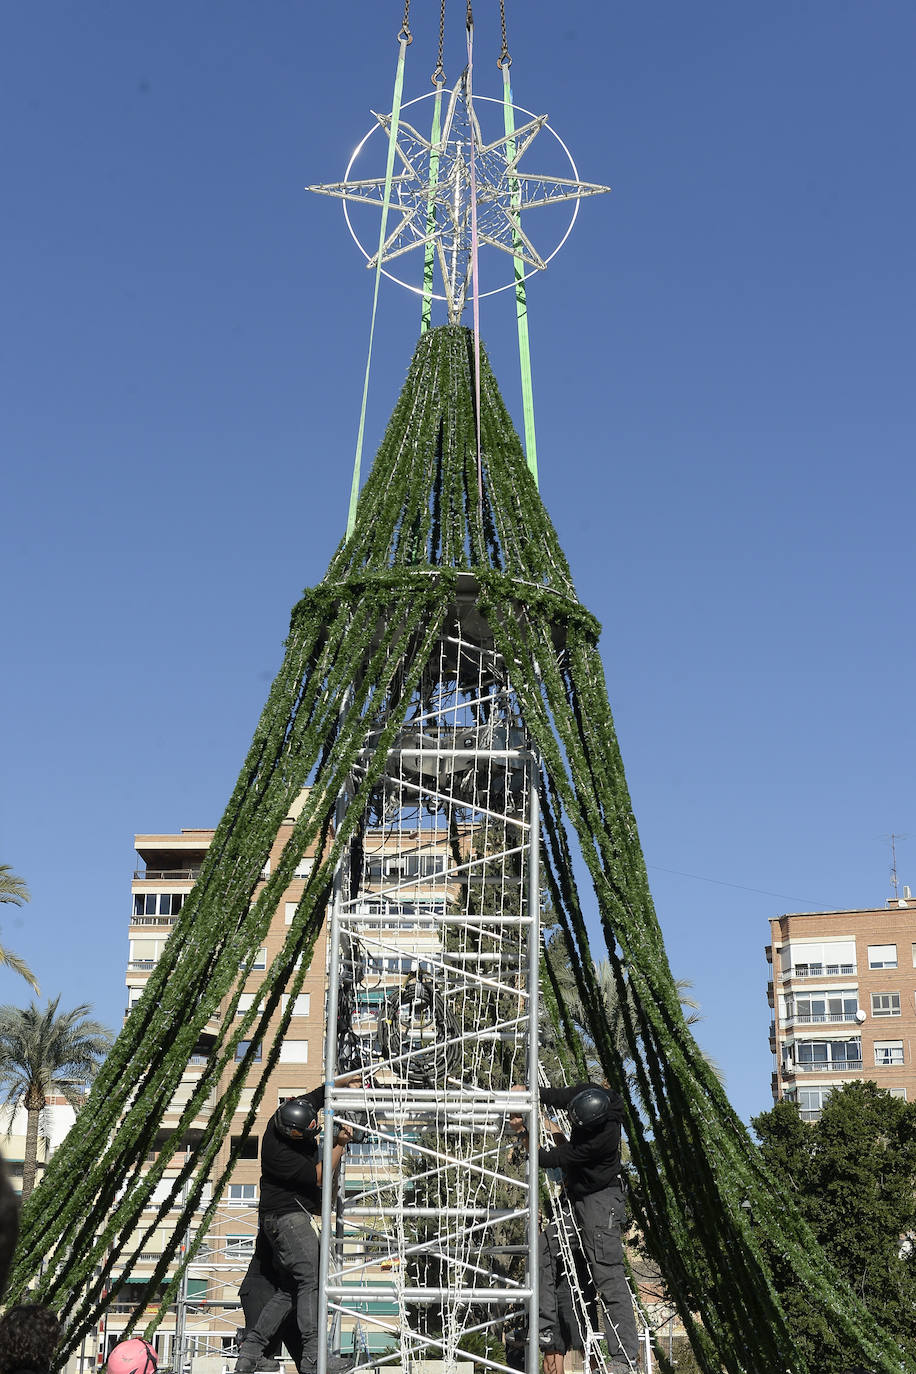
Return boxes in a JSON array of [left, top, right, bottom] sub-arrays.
[[568, 1086, 613, 1130], [274, 1097, 318, 1140]]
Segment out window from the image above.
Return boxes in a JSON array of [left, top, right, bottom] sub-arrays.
[[783, 940, 856, 977], [227, 1184, 257, 1206], [871, 992, 901, 1017], [225, 1235, 255, 1257], [236, 994, 265, 1017], [133, 893, 185, 918], [912, 943, 916, 967], [186, 1279, 208, 1299], [285, 902, 298, 925], [874, 1040, 904, 1067], [795, 1086, 835, 1122], [868, 944, 898, 969], [129, 938, 165, 969], [795, 1038, 861, 1070], [235, 1040, 262, 1062], [889, 1087, 908, 1101], [279, 1041, 309, 1064], [401, 854, 447, 879], [793, 993, 858, 1024], [294, 857, 313, 879], [280, 994, 310, 1017], [229, 1135, 259, 1160]]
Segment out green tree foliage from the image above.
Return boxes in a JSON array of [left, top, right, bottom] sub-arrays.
[[0, 864, 39, 995], [752, 1081, 916, 1370], [543, 930, 713, 1085], [0, 997, 114, 1198]]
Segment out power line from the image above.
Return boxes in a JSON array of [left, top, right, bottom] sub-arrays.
[[646, 864, 837, 909]]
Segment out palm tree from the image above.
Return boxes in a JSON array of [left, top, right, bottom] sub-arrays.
[[0, 998, 114, 1198], [0, 864, 40, 994], [543, 931, 716, 1082]]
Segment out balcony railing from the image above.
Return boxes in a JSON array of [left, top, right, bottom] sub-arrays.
[[787, 964, 856, 979], [130, 916, 179, 928], [789, 1060, 862, 1074], [789, 1012, 858, 1025], [133, 869, 200, 881]]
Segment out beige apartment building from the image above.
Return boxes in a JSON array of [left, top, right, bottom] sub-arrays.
[[767, 893, 916, 1121], [105, 794, 457, 1372]]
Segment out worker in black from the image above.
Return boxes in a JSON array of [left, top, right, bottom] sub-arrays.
[[235, 1088, 352, 1374], [512, 1082, 639, 1373]]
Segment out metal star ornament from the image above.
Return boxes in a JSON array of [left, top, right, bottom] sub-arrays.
[[308, 73, 609, 323]]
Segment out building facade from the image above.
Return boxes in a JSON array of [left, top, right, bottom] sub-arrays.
[[767, 895, 916, 1121], [119, 794, 329, 1374], [106, 793, 459, 1373]]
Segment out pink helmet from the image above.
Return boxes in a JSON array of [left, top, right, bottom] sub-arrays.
[[106, 1339, 158, 1374]]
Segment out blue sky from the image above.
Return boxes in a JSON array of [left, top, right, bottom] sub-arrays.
[[3, 3, 915, 1126]]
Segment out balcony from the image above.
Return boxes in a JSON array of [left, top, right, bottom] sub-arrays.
[[134, 869, 200, 881]]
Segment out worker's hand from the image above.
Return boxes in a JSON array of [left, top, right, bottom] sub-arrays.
[[507, 1112, 527, 1136], [548, 1121, 565, 1139], [335, 1124, 355, 1147]]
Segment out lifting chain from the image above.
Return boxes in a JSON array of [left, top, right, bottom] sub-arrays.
[[498, 0, 511, 68], [431, 0, 446, 86], [466, 0, 473, 31], [398, 0, 412, 44]]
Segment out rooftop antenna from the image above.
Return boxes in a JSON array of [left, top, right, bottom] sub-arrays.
[[889, 832, 907, 899]]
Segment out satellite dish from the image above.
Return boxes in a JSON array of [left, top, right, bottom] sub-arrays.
[[855, 1009, 867, 1023]]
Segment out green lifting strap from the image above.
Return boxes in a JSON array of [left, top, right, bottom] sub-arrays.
[[347, 35, 410, 540], [502, 64, 538, 487], [420, 86, 444, 334]]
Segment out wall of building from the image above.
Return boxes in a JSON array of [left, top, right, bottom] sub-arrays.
[[767, 900, 916, 1120]]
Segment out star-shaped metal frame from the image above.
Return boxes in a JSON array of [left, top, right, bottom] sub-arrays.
[[308, 74, 609, 323]]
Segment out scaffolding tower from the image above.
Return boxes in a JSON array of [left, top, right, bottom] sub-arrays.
[[318, 575, 541, 1373]]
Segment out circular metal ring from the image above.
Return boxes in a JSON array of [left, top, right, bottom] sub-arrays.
[[340, 90, 583, 306]]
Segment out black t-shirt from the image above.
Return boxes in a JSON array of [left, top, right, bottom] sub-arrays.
[[258, 1086, 325, 1217], [537, 1082, 625, 1200]]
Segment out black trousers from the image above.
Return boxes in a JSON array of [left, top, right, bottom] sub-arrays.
[[239, 1231, 301, 1366], [573, 1184, 639, 1362]]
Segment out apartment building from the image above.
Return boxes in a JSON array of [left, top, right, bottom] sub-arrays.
[[0, 1097, 80, 1197], [111, 795, 459, 1372], [767, 893, 916, 1121]]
